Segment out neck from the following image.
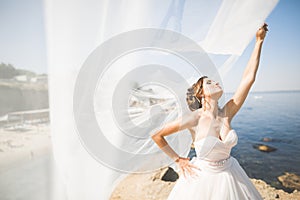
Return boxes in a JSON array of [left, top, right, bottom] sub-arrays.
[[204, 97, 219, 118]]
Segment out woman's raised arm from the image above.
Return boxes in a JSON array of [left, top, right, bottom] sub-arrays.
[[224, 24, 268, 121]]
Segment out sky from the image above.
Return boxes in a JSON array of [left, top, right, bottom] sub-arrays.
[[0, 0, 299, 92], [0, 0, 46, 74], [224, 0, 300, 92]]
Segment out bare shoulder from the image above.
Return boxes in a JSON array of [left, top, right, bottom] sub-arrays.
[[174, 108, 202, 131], [190, 108, 203, 119], [187, 108, 203, 126]]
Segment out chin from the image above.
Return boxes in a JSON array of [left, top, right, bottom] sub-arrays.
[[209, 93, 223, 101], [214, 89, 223, 99]]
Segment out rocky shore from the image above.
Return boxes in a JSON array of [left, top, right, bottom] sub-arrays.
[[1, 124, 299, 200], [110, 167, 300, 200]]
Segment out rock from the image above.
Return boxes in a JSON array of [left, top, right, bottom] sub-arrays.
[[152, 167, 168, 181], [161, 167, 179, 182], [111, 175, 300, 200], [278, 172, 300, 191], [253, 143, 277, 152], [262, 137, 273, 142]]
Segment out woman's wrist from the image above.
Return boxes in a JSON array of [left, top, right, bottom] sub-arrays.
[[256, 39, 264, 44], [174, 156, 180, 163]]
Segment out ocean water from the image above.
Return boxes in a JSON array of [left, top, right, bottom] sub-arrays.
[[228, 91, 300, 191]]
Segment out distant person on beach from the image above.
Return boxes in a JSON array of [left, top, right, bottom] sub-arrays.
[[152, 24, 268, 200]]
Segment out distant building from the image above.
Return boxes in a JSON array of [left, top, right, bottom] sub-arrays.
[[0, 109, 49, 127], [30, 75, 48, 84], [14, 75, 28, 82]]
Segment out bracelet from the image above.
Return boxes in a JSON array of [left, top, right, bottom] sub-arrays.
[[174, 157, 180, 162]]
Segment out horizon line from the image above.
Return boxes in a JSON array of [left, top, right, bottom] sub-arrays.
[[225, 89, 300, 94]]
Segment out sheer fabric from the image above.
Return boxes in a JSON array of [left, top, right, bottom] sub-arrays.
[[45, 0, 278, 199]]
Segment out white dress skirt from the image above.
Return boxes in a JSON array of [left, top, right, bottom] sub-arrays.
[[167, 130, 263, 200]]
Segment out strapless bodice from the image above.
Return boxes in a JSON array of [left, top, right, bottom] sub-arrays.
[[169, 129, 263, 199], [193, 129, 238, 161]]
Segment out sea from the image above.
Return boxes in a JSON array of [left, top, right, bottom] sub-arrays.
[[228, 91, 300, 192]]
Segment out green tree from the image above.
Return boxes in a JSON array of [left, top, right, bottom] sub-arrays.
[[0, 63, 18, 79]]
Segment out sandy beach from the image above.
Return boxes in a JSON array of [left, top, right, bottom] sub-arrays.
[[0, 124, 69, 200], [0, 124, 52, 171]]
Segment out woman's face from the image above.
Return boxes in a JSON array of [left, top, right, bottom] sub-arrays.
[[201, 78, 223, 99]]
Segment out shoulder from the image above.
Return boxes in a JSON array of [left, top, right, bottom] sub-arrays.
[[187, 108, 203, 126], [176, 108, 203, 130], [191, 108, 203, 118]]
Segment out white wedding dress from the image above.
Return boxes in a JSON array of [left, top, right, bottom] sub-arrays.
[[167, 129, 263, 200]]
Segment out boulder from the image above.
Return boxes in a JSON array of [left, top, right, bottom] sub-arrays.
[[161, 167, 179, 182], [278, 172, 300, 191], [253, 143, 277, 152]]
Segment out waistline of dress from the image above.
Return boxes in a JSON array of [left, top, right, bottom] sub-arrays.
[[190, 156, 233, 173]]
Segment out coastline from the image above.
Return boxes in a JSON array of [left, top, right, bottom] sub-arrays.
[[224, 90, 300, 95], [1, 124, 299, 199]]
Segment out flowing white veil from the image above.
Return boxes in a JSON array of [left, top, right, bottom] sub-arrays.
[[45, 0, 278, 199]]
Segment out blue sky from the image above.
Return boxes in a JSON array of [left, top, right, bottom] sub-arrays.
[[0, 0, 299, 91], [225, 0, 300, 92], [0, 0, 46, 74]]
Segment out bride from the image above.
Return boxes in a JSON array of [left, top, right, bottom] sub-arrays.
[[151, 24, 268, 200]]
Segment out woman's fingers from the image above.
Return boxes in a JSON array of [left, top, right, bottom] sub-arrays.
[[256, 23, 268, 41], [261, 23, 268, 31], [263, 24, 268, 31], [186, 166, 194, 175], [189, 163, 201, 170], [259, 23, 268, 30], [181, 167, 187, 179], [181, 165, 199, 178], [177, 158, 201, 178]]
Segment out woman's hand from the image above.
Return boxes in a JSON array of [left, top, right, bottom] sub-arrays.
[[175, 157, 200, 178], [256, 23, 268, 42]]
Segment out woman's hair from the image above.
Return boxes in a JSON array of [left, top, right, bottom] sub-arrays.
[[186, 76, 208, 111]]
